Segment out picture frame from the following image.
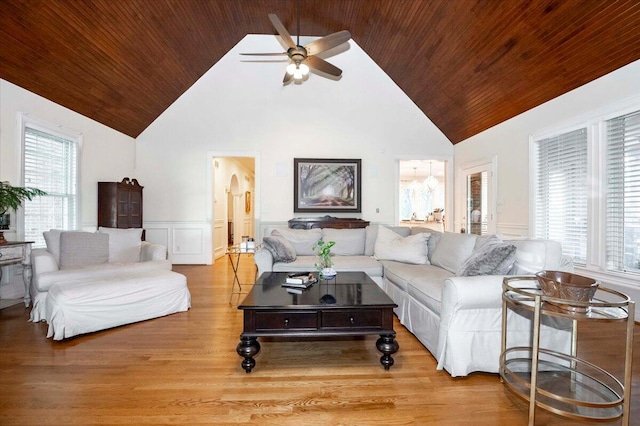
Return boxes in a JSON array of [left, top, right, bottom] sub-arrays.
[[294, 158, 361, 213], [245, 191, 251, 213]]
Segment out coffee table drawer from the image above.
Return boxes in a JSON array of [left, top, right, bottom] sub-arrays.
[[322, 310, 382, 329], [254, 311, 318, 331]]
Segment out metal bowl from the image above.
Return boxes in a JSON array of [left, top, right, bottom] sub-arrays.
[[535, 271, 598, 313]]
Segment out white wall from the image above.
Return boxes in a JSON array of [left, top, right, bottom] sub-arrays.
[[454, 59, 640, 314], [136, 35, 453, 264], [0, 79, 135, 298], [454, 59, 640, 237]]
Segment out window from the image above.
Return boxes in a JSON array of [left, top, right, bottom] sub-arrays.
[[22, 120, 79, 248], [533, 128, 588, 265], [606, 110, 640, 273], [533, 104, 640, 279]]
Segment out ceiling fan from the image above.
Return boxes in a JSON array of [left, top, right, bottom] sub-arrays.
[[241, 11, 351, 84]]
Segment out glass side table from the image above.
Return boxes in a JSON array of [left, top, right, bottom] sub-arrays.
[[227, 243, 260, 304], [501, 276, 634, 426]]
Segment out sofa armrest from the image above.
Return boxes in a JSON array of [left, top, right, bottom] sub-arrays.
[[441, 275, 506, 313], [31, 248, 59, 276], [254, 247, 274, 276], [141, 241, 168, 261]]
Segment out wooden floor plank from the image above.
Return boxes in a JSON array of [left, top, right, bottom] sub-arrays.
[[1, 257, 638, 425]]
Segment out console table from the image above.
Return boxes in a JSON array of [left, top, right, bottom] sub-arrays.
[[288, 215, 369, 229], [0, 241, 33, 307]]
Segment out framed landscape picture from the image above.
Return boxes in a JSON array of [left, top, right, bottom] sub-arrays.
[[294, 158, 361, 213]]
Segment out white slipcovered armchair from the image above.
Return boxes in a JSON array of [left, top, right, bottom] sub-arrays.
[[30, 228, 171, 323]]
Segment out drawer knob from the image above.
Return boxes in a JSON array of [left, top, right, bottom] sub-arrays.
[[350, 316, 355, 325], [284, 318, 289, 327]]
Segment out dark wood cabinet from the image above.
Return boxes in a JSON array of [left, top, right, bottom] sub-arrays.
[[288, 215, 369, 229], [98, 178, 143, 229]]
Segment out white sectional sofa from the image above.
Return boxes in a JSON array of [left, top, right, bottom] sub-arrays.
[[30, 228, 191, 340], [255, 225, 573, 377]]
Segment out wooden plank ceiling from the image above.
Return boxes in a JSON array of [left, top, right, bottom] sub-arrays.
[[2, 0, 640, 144]]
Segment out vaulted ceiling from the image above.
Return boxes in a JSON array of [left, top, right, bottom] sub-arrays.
[[2, 0, 640, 144]]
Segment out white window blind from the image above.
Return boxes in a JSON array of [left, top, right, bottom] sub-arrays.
[[23, 126, 78, 248], [534, 128, 588, 264], [606, 110, 640, 274]]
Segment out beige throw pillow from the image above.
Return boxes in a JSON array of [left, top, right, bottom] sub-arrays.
[[374, 226, 430, 265], [59, 232, 109, 270]]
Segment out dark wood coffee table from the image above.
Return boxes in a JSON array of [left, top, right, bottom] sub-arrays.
[[236, 271, 398, 373]]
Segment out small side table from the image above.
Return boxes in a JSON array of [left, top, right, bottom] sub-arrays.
[[0, 241, 33, 307], [501, 276, 634, 425], [227, 244, 259, 303]]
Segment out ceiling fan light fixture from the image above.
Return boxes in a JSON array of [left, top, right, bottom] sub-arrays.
[[299, 63, 309, 75], [286, 63, 297, 75]]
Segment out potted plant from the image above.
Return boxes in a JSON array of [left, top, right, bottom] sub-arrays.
[[312, 239, 336, 279], [0, 181, 46, 244]]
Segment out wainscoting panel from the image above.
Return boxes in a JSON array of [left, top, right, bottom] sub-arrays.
[[497, 223, 529, 238], [213, 219, 226, 260], [144, 221, 211, 264]]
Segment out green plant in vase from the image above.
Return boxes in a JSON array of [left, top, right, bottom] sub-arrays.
[[0, 181, 46, 244], [312, 239, 336, 279]]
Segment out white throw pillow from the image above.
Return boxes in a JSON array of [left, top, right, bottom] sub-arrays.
[[43, 229, 64, 265], [98, 227, 143, 262], [429, 232, 478, 273], [374, 226, 430, 265]]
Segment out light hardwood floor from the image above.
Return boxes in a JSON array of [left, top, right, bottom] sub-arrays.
[[1, 257, 638, 425]]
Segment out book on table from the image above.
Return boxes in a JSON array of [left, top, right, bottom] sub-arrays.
[[283, 273, 317, 288]]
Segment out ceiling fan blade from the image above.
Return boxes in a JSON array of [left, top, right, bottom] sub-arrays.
[[240, 52, 288, 56], [305, 56, 342, 77], [268, 13, 296, 49], [283, 70, 294, 84], [304, 30, 351, 56]]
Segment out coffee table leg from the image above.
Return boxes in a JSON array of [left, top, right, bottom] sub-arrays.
[[237, 336, 260, 373], [376, 334, 399, 370]]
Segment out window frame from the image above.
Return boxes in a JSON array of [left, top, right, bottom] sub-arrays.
[[18, 114, 82, 245], [530, 96, 640, 284]]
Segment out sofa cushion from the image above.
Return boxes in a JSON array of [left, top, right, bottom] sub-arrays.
[[406, 267, 455, 316], [429, 232, 477, 273], [374, 226, 430, 265], [507, 239, 563, 275], [457, 239, 517, 276], [263, 235, 297, 262], [322, 228, 365, 255], [35, 259, 172, 292], [98, 227, 143, 262], [272, 255, 383, 277], [271, 228, 321, 256], [59, 232, 109, 270]]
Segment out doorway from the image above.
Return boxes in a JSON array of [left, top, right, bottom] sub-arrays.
[[211, 156, 256, 261], [398, 159, 447, 230], [460, 159, 496, 235]]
